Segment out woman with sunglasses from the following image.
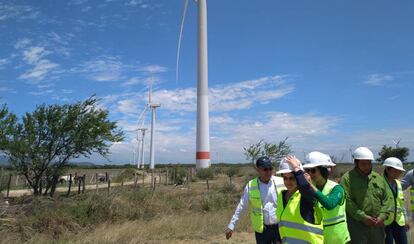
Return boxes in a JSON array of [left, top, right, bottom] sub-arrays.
[[276, 155, 324, 244], [302, 151, 350, 244], [382, 157, 408, 244]]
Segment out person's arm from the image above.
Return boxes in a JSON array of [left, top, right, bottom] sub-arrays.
[[377, 177, 394, 224], [284, 155, 315, 205], [294, 170, 316, 205], [401, 170, 414, 190], [227, 184, 249, 231], [315, 185, 344, 210], [340, 174, 368, 221]]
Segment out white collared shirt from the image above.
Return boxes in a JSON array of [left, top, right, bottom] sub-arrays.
[[228, 175, 282, 230]]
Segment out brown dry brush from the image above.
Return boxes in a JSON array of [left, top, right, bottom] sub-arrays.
[[0, 184, 241, 243]]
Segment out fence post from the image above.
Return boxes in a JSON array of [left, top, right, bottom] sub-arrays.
[[82, 174, 86, 193], [142, 170, 145, 186], [166, 168, 168, 185], [105, 172, 108, 182], [153, 177, 156, 191], [107, 179, 111, 192], [134, 173, 138, 188], [159, 172, 161, 186], [95, 173, 98, 193], [67, 174, 72, 197], [15, 175, 19, 187], [77, 176, 81, 194], [6, 174, 12, 198]]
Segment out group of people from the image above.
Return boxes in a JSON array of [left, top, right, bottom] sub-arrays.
[[225, 147, 412, 244]]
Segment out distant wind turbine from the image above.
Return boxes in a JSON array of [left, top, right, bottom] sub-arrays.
[[177, 0, 211, 169], [393, 139, 401, 148]]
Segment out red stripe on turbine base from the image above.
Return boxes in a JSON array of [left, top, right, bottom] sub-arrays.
[[196, 152, 210, 160]]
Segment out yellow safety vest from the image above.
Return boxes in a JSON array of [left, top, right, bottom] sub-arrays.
[[277, 190, 324, 244], [248, 177, 281, 233], [386, 179, 406, 226], [319, 180, 350, 244]]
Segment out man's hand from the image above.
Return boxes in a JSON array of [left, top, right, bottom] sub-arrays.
[[225, 228, 233, 240], [362, 216, 376, 227], [374, 217, 384, 227]]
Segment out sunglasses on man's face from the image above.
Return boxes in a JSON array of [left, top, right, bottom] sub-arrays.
[[305, 168, 317, 174], [259, 167, 273, 172]]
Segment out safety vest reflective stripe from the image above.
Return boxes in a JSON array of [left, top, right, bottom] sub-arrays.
[[323, 214, 346, 225], [281, 237, 311, 244], [410, 189, 414, 211], [319, 180, 350, 244], [277, 190, 324, 244], [248, 178, 264, 233], [279, 220, 323, 235], [395, 180, 406, 226]]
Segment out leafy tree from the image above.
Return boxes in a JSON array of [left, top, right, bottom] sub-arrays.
[[243, 138, 292, 165], [197, 168, 215, 190], [243, 140, 263, 164], [225, 167, 239, 185], [0, 96, 124, 196], [377, 145, 410, 162]]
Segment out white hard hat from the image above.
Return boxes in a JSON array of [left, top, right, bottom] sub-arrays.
[[303, 151, 336, 168], [383, 157, 405, 172], [353, 147, 374, 161], [276, 157, 303, 174]]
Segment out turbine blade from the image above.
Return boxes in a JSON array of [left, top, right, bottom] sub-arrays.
[[176, 0, 189, 84]]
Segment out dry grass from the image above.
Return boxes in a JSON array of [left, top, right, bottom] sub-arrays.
[[2, 164, 414, 243]]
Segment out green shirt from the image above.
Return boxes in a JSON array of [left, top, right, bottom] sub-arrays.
[[340, 168, 393, 222], [315, 184, 344, 210]]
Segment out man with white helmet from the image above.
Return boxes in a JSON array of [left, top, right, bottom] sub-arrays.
[[302, 151, 350, 244], [382, 157, 408, 244], [225, 156, 284, 243], [340, 147, 393, 244]]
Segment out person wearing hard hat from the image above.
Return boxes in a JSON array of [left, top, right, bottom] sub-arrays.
[[276, 155, 324, 244], [400, 164, 414, 226], [302, 151, 350, 244], [340, 147, 393, 244], [225, 156, 284, 244], [382, 157, 409, 244]]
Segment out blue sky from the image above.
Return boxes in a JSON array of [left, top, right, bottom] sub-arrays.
[[1, 0, 414, 164]]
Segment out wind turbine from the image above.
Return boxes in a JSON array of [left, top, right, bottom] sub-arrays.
[[393, 139, 401, 148], [177, 0, 210, 169], [137, 128, 147, 169]]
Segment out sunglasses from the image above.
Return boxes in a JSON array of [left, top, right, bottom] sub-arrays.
[[305, 168, 317, 174], [259, 167, 273, 172], [283, 176, 295, 181]]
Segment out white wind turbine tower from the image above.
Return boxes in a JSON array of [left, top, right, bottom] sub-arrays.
[[137, 128, 147, 169], [177, 0, 210, 169], [147, 78, 160, 171]]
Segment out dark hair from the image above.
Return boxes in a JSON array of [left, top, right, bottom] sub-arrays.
[[317, 166, 329, 179], [384, 167, 392, 177]]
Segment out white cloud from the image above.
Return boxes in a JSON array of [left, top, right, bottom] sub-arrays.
[[14, 38, 32, 49], [122, 76, 142, 86], [0, 58, 9, 69], [76, 56, 124, 82], [23, 46, 48, 64], [0, 87, 16, 93], [19, 59, 59, 81], [107, 110, 340, 163], [364, 73, 393, 86], [0, 3, 39, 22], [151, 75, 294, 112], [29, 89, 55, 96], [138, 64, 167, 73]]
